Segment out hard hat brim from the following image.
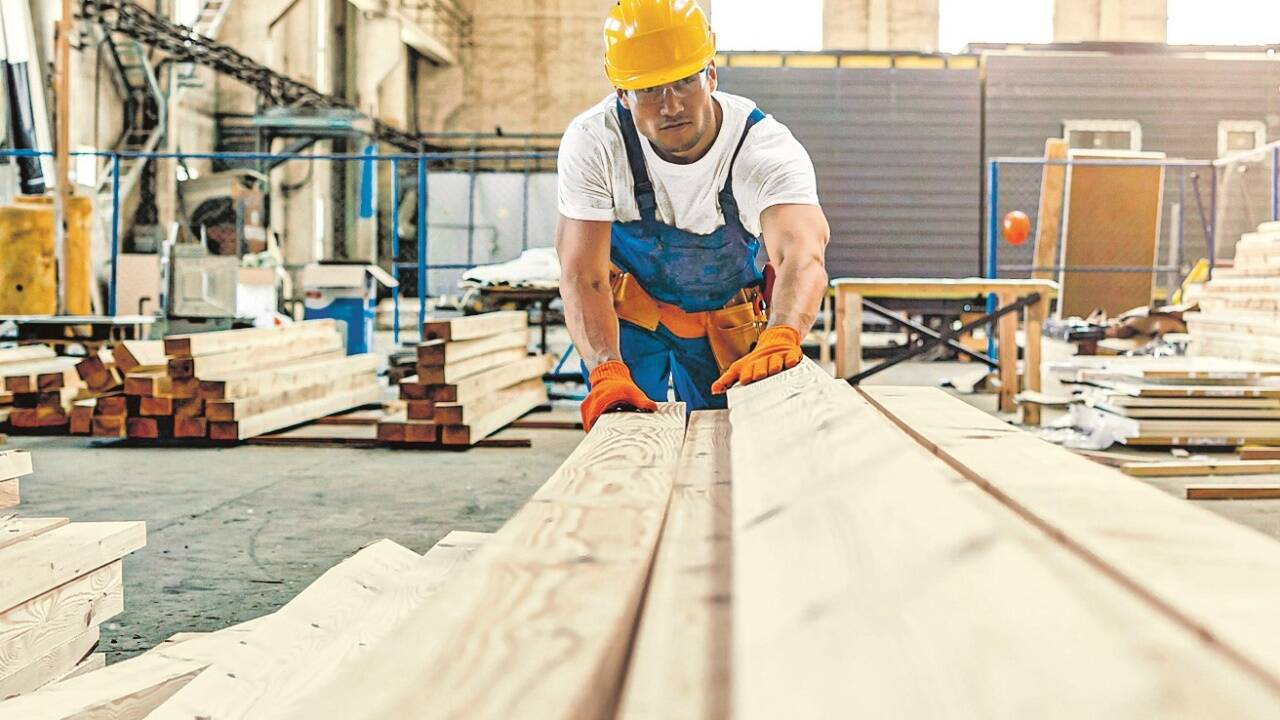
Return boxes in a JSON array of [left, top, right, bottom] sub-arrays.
[[606, 37, 715, 91]]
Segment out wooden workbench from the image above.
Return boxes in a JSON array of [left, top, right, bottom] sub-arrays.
[[831, 277, 1058, 423]]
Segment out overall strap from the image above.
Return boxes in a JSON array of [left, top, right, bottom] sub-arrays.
[[615, 99, 659, 226], [719, 107, 768, 224]]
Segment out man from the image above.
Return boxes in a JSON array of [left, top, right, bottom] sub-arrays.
[[556, 0, 830, 431]]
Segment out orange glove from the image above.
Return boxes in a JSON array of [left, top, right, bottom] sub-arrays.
[[580, 360, 659, 432], [712, 326, 803, 394]]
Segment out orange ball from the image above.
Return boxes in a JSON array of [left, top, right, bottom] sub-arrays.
[[1003, 210, 1031, 246]]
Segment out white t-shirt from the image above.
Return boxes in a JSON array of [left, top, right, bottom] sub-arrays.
[[556, 91, 819, 237]]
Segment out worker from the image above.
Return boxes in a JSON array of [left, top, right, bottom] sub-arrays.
[[556, 0, 830, 431]]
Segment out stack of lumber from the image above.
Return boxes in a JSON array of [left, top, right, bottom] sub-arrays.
[[1, 348, 84, 431], [0, 348, 53, 424], [79, 321, 382, 442], [0, 449, 147, 701], [379, 311, 552, 447], [16, 365, 1280, 715], [1187, 220, 1280, 362], [1062, 356, 1280, 446], [0, 531, 489, 718]]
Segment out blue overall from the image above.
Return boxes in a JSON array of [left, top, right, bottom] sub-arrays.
[[584, 100, 766, 411]]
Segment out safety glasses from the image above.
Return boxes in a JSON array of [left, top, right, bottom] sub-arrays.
[[626, 66, 710, 107]]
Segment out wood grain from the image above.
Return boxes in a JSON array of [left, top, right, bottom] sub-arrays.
[[417, 329, 529, 366], [0, 627, 99, 701], [0, 522, 145, 614], [0, 517, 70, 552], [1186, 485, 1280, 500], [862, 384, 1280, 693], [439, 379, 548, 446], [1121, 460, 1280, 477], [276, 403, 687, 720], [725, 362, 1280, 717], [0, 562, 122, 679], [422, 311, 527, 342], [616, 410, 731, 720]]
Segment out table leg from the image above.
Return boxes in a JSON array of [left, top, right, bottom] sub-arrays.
[[1022, 295, 1047, 425], [996, 292, 1017, 413], [835, 289, 862, 379]]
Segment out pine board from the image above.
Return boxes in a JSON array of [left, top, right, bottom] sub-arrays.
[[112, 340, 165, 374], [862, 384, 1280, 692], [0, 522, 146, 614], [1186, 485, 1280, 500], [616, 410, 731, 720], [421, 311, 527, 342], [440, 379, 548, 446], [425, 354, 552, 403], [164, 320, 339, 357], [0, 517, 68, 552], [0, 562, 122, 679], [417, 328, 529, 366], [415, 347, 528, 385], [0, 451, 33, 482], [199, 354, 380, 401], [208, 382, 383, 441], [728, 364, 1280, 717], [1121, 460, 1280, 477], [276, 403, 686, 720], [0, 627, 99, 701], [0, 480, 15, 510]]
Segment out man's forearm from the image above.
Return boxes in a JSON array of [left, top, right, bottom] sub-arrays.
[[767, 248, 827, 335], [562, 273, 623, 370]]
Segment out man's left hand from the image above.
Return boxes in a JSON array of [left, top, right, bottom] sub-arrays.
[[712, 326, 803, 393]]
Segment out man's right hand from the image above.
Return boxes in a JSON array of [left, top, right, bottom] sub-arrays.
[[580, 360, 658, 432]]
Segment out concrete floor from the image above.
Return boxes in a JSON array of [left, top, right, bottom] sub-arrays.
[[6, 428, 582, 662], [10, 353, 1280, 664]]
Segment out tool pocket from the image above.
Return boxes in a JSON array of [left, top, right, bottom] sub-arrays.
[[707, 301, 765, 373], [611, 272, 661, 331]]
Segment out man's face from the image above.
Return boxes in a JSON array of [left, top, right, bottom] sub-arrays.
[[619, 64, 719, 157]]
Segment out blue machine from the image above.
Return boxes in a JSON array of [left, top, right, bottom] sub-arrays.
[[302, 263, 398, 354]]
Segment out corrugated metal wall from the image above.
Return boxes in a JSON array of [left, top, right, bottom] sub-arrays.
[[719, 67, 983, 278], [984, 52, 1280, 269]]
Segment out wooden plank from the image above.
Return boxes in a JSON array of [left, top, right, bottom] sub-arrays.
[[417, 328, 529, 367], [405, 399, 435, 421], [0, 480, 16, 510], [1240, 445, 1280, 460], [1121, 460, 1280, 477], [167, 334, 343, 380], [996, 291, 1017, 412], [861, 384, 1280, 691], [0, 451, 33, 483], [433, 378, 544, 426], [276, 404, 686, 720], [74, 354, 119, 393], [427, 354, 552, 403], [164, 319, 339, 357], [139, 396, 174, 416], [1186, 485, 1280, 500], [199, 354, 379, 401], [0, 517, 69, 551], [0, 627, 99, 701], [147, 536, 491, 719], [0, 346, 56, 366], [69, 401, 92, 435], [127, 417, 171, 440], [112, 340, 166, 374], [415, 347, 527, 385], [173, 417, 208, 439], [1031, 138, 1069, 281], [616, 411, 730, 720], [57, 652, 106, 682], [421, 311, 527, 342], [440, 379, 548, 446], [3, 358, 80, 394], [208, 382, 384, 441], [203, 355, 379, 421], [0, 522, 145, 614], [0, 562, 122, 680], [91, 416, 128, 438], [729, 364, 1280, 717], [94, 394, 128, 417]]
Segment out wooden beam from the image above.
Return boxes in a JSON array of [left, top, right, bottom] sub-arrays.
[[167, 334, 343, 380], [439, 379, 547, 446], [1240, 445, 1280, 461], [199, 354, 379, 401], [860, 384, 1280, 690], [415, 348, 528, 385], [0, 480, 17, 509], [0, 451, 33, 482], [112, 340, 166, 374], [0, 522, 145, 614], [0, 626, 100, 701], [146, 536, 492, 718], [0, 561, 122, 681], [91, 416, 127, 438], [427, 355, 552, 403], [173, 417, 208, 439], [432, 377, 542, 426], [208, 382, 383, 441], [276, 404, 686, 720], [729, 364, 1280, 716], [0, 346, 56, 366], [139, 396, 174, 416], [375, 413, 438, 444], [1186, 485, 1280, 500], [616, 410, 731, 720], [0, 518, 69, 552], [3, 358, 81, 393], [164, 320, 339, 357], [1032, 138, 1069, 282], [127, 417, 172, 440], [417, 329, 529, 367], [422, 311, 527, 342], [203, 356, 379, 420], [1121, 460, 1280, 477]]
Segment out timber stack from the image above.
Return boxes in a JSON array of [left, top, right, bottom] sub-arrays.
[[379, 311, 552, 447], [11, 361, 1280, 716], [1, 346, 84, 432], [1065, 356, 1280, 446], [1186, 220, 1280, 362], [71, 321, 382, 442], [0, 449, 147, 701]]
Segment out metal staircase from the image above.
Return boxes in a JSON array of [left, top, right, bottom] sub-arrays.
[[94, 30, 165, 208]]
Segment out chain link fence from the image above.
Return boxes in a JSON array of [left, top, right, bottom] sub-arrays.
[[1214, 143, 1280, 260]]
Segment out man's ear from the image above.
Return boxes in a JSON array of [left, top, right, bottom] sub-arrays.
[[706, 60, 718, 92], [615, 89, 631, 111]]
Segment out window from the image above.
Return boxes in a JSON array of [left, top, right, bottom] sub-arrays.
[[1218, 120, 1267, 158], [1062, 120, 1142, 151]]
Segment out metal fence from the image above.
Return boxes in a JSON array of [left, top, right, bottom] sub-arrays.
[[0, 147, 557, 340]]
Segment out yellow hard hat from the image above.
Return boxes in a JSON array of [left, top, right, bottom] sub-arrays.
[[604, 0, 715, 91]]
